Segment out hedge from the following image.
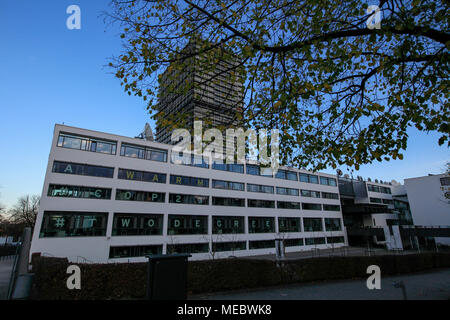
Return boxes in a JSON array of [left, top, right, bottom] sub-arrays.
[[30, 252, 450, 300]]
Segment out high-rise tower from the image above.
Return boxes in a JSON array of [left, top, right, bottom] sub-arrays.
[[155, 39, 244, 145]]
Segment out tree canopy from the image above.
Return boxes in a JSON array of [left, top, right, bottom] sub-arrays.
[[106, 0, 449, 170]]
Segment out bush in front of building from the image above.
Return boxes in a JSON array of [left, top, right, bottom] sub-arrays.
[[30, 252, 450, 299]]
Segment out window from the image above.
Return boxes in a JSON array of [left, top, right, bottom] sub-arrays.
[[212, 216, 245, 234], [300, 173, 319, 184], [321, 192, 339, 200], [320, 176, 337, 186], [275, 169, 297, 181], [212, 241, 246, 252], [327, 236, 345, 244], [440, 177, 450, 186], [167, 215, 208, 235], [48, 185, 111, 200], [57, 133, 117, 155], [370, 197, 383, 204], [382, 199, 394, 205], [120, 143, 167, 162], [325, 218, 342, 231], [277, 201, 301, 210], [248, 217, 275, 233], [248, 199, 275, 208], [284, 238, 304, 247], [368, 184, 391, 194], [39, 211, 108, 238], [52, 161, 114, 178], [171, 153, 209, 168], [116, 190, 165, 202], [303, 218, 323, 231], [302, 203, 322, 210], [305, 237, 326, 245], [212, 180, 244, 191], [301, 190, 321, 198], [249, 240, 275, 249], [246, 164, 273, 177], [278, 217, 301, 232], [169, 193, 209, 205], [247, 184, 274, 194], [118, 169, 166, 184], [212, 197, 245, 207], [212, 162, 244, 173], [112, 213, 163, 236], [109, 245, 162, 259], [167, 243, 209, 254], [276, 187, 299, 196], [323, 204, 341, 211], [170, 175, 209, 188]]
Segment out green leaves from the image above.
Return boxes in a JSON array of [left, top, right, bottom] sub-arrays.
[[106, 0, 449, 171]]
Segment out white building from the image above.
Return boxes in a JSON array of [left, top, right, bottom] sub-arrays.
[[30, 124, 346, 263], [404, 173, 450, 246]]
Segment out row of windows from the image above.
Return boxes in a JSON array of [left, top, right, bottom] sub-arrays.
[[52, 162, 340, 200], [367, 184, 392, 194], [56, 133, 337, 185], [39, 211, 343, 237], [57, 133, 117, 155], [109, 237, 346, 258], [47, 185, 340, 211]]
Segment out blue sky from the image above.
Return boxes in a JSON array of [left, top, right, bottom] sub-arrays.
[[0, 1, 448, 209]]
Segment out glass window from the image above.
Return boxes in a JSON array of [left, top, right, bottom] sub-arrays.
[[212, 162, 244, 173], [277, 201, 301, 209], [53, 161, 115, 178], [248, 217, 275, 233], [305, 237, 326, 245], [309, 175, 319, 184], [247, 199, 275, 208], [121, 143, 167, 162], [212, 241, 246, 252], [167, 243, 209, 254], [247, 184, 274, 194], [440, 177, 450, 186], [303, 218, 323, 231], [109, 245, 162, 258], [57, 133, 116, 155], [112, 213, 163, 236], [301, 190, 321, 198], [370, 197, 383, 204], [321, 192, 339, 199], [48, 185, 111, 200], [212, 216, 245, 234], [246, 164, 260, 176], [327, 236, 345, 244], [302, 203, 322, 210], [212, 197, 245, 207], [116, 190, 165, 202], [39, 211, 108, 238], [278, 217, 301, 232], [284, 238, 304, 247], [323, 204, 341, 211], [169, 193, 209, 205], [170, 175, 209, 188], [118, 168, 166, 184], [167, 215, 208, 235], [249, 240, 275, 249], [325, 218, 342, 231]]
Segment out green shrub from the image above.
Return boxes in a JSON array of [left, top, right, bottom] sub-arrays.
[[30, 253, 450, 299]]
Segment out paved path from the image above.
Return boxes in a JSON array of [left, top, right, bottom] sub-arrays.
[[0, 257, 15, 300], [192, 268, 450, 300]]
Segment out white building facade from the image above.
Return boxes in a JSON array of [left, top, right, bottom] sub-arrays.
[[30, 124, 346, 263], [404, 174, 450, 246]]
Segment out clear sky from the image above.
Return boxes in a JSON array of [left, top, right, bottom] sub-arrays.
[[0, 1, 448, 209]]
